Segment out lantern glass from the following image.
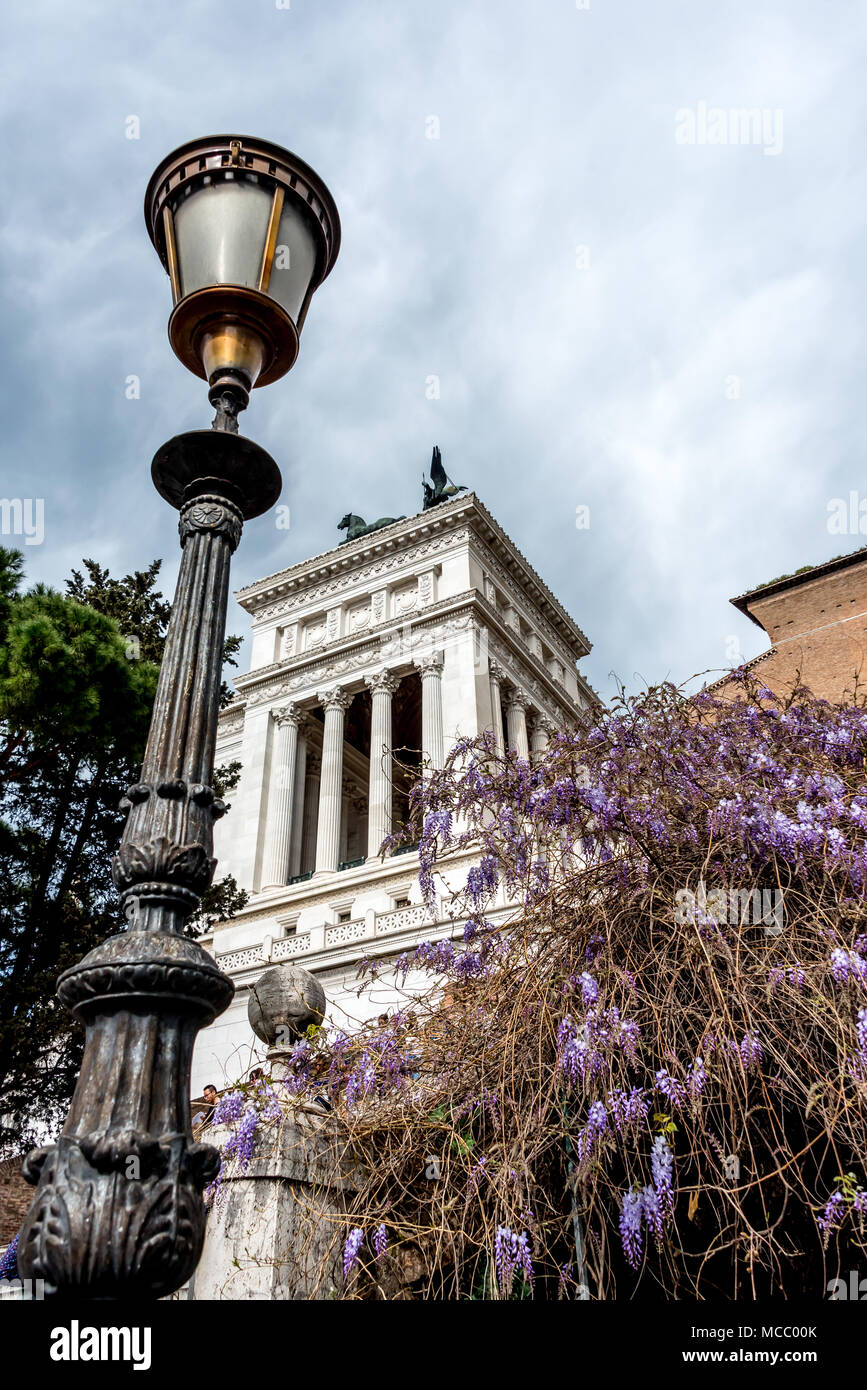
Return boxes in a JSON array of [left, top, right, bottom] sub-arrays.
[[173, 177, 271, 300], [269, 199, 318, 323]]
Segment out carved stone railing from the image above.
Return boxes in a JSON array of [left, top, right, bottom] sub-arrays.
[[324, 919, 366, 948], [272, 934, 314, 961], [213, 902, 435, 976], [375, 904, 427, 936]]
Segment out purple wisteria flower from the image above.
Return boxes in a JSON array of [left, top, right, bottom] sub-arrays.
[[469, 1156, 489, 1188], [655, 1069, 686, 1106], [769, 964, 806, 991], [818, 1192, 845, 1235], [494, 1226, 534, 1292], [373, 1223, 388, 1264], [738, 1030, 763, 1072], [557, 1007, 641, 1086], [618, 1138, 676, 1265], [254, 1079, 283, 1123], [831, 946, 867, 988], [606, 1087, 648, 1132], [651, 1135, 675, 1215], [576, 1100, 608, 1163], [685, 1056, 706, 1099], [466, 856, 498, 905], [577, 972, 599, 1006], [343, 1227, 365, 1277], [641, 1184, 665, 1239], [619, 1191, 644, 1269], [234, 1107, 259, 1171], [212, 1089, 244, 1125]]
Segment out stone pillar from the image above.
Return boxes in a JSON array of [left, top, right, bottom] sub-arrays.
[[300, 751, 320, 876], [189, 964, 354, 1302], [190, 1105, 355, 1301], [489, 661, 506, 756], [414, 650, 445, 770], [505, 690, 530, 759], [287, 720, 308, 879], [260, 704, 303, 889], [339, 780, 351, 865], [529, 711, 553, 761], [314, 688, 352, 875], [365, 669, 400, 858]]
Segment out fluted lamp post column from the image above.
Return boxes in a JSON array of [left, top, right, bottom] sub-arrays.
[[18, 134, 340, 1300]]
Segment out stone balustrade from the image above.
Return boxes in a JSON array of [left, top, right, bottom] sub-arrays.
[[214, 900, 434, 975]]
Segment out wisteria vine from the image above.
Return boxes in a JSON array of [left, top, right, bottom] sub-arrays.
[[210, 674, 867, 1298]]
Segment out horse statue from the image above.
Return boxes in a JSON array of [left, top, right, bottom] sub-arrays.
[[338, 512, 405, 544], [422, 445, 467, 510]]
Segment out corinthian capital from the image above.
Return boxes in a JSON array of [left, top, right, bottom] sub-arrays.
[[413, 649, 444, 677], [505, 688, 527, 714], [365, 669, 401, 696], [271, 702, 304, 727], [317, 685, 353, 712], [488, 660, 506, 686]]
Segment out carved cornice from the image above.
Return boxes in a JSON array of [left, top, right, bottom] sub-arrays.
[[237, 593, 479, 705], [243, 526, 470, 622], [209, 847, 482, 935], [466, 536, 585, 668], [235, 493, 591, 663], [217, 703, 246, 734]]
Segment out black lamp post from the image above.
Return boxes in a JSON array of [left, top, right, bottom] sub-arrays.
[[17, 135, 340, 1299]]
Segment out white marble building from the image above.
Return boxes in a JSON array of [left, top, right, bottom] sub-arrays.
[[191, 491, 594, 1093]]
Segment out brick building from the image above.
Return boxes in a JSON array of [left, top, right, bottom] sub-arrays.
[[720, 546, 867, 703]]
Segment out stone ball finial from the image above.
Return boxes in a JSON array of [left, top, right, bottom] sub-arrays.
[[247, 963, 326, 1046]]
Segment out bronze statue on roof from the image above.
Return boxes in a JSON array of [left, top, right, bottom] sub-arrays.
[[337, 446, 466, 542], [422, 446, 467, 510], [338, 512, 404, 543]]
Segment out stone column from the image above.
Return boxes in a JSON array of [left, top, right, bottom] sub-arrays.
[[489, 661, 506, 756], [260, 704, 303, 889], [314, 688, 352, 875], [505, 689, 530, 759], [287, 719, 309, 879], [365, 669, 400, 859], [300, 751, 320, 876], [529, 711, 553, 761], [339, 779, 351, 865], [414, 650, 445, 770]]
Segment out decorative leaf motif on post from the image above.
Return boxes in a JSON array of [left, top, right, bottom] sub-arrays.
[[112, 837, 215, 894]]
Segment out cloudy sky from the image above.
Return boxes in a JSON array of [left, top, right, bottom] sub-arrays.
[[1, 0, 865, 700]]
